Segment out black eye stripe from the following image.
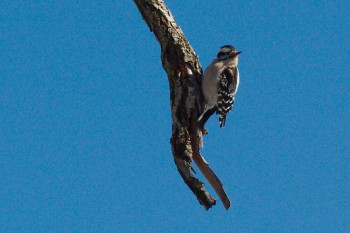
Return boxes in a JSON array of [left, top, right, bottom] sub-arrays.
[[223, 52, 230, 55], [217, 51, 230, 57], [217, 51, 235, 60]]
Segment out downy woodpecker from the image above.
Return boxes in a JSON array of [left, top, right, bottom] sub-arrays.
[[198, 45, 241, 128]]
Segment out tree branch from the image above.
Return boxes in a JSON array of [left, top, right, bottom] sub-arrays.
[[134, 0, 230, 210]]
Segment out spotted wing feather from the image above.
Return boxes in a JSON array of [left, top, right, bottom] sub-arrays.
[[217, 67, 239, 127]]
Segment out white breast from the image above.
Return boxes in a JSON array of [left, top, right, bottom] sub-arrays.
[[202, 60, 226, 108]]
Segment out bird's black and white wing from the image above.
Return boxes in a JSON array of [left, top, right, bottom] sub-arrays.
[[217, 67, 239, 127]]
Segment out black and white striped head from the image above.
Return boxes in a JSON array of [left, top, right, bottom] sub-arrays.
[[217, 45, 241, 60]]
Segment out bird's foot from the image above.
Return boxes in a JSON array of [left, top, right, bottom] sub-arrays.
[[202, 128, 208, 135]]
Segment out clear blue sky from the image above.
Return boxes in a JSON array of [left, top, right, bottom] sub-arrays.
[[1, 1, 349, 232]]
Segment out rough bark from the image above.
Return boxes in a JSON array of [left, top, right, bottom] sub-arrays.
[[134, 0, 230, 210]]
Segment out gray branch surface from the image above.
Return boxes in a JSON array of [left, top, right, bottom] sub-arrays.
[[134, 0, 230, 210]]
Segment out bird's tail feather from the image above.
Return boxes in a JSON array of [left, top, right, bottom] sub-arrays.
[[198, 107, 217, 130]]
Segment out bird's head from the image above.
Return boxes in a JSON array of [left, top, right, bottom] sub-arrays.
[[217, 45, 241, 61]]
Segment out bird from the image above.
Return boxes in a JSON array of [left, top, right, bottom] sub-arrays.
[[198, 45, 241, 129]]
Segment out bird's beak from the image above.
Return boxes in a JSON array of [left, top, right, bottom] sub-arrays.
[[230, 51, 241, 57]]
